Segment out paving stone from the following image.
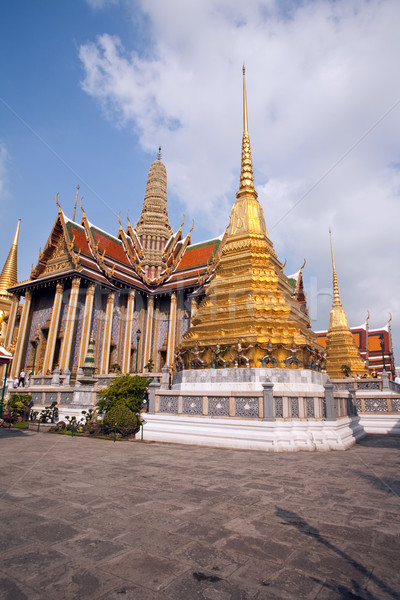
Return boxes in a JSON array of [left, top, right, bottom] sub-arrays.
[[101, 549, 190, 591], [218, 534, 294, 564], [253, 568, 324, 599], [162, 569, 253, 600], [42, 565, 125, 600], [0, 574, 47, 600], [52, 532, 129, 563]]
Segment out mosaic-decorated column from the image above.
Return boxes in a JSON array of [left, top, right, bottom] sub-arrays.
[[100, 291, 115, 374], [42, 283, 64, 374], [0, 294, 19, 380], [166, 292, 177, 367], [143, 296, 154, 369], [122, 290, 135, 374], [77, 283, 95, 367], [10, 291, 31, 378], [59, 277, 81, 373]]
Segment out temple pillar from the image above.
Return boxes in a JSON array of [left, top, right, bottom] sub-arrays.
[[143, 296, 154, 368], [77, 283, 95, 367], [122, 290, 135, 374], [166, 292, 177, 367], [59, 277, 80, 373], [10, 291, 31, 378], [4, 294, 19, 348], [42, 283, 64, 374], [100, 291, 115, 374]]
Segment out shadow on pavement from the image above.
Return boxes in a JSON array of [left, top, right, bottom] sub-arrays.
[[357, 434, 400, 449], [350, 470, 400, 497], [275, 507, 398, 599], [0, 428, 31, 439]]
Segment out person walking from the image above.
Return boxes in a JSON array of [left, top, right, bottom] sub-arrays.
[[19, 370, 26, 387]]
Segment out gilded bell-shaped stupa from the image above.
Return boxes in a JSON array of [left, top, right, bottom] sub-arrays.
[[325, 231, 368, 378], [179, 68, 319, 369]]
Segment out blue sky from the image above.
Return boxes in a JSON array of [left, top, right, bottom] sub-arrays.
[[1, 0, 400, 352]]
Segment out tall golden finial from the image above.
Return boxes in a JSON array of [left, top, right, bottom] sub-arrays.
[[329, 228, 341, 307], [73, 184, 80, 221], [56, 193, 61, 211], [243, 65, 248, 133], [0, 219, 21, 296], [80, 197, 85, 216], [238, 65, 255, 194]]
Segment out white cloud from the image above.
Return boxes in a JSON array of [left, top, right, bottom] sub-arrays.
[[79, 0, 400, 344]]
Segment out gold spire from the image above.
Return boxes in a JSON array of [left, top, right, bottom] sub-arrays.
[[229, 66, 267, 238], [0, 219, 20, 297], [238, 65, 256, 195], [329, 228, 341, 307], [325, 230, 368, 378]]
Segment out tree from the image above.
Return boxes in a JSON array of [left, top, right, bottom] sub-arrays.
[[97, 374, 150, 415]]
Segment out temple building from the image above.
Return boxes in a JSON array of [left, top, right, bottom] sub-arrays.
[[2, 69, 323, 383], [1, 70, 394, 386], [4, 153, 226, 381]]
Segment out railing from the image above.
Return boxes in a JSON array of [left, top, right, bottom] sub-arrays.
[[155, 389, 355, 420]]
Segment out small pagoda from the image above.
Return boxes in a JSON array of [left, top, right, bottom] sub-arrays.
[[325, 231, 369, 378]]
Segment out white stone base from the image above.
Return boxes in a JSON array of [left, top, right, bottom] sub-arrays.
[[142, 414, 365, 452], [358, 414, 400, 435]]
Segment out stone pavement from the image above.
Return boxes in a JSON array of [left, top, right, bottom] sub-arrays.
[[0, 430, 399, 600]]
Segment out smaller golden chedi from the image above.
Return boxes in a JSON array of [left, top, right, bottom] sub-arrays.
[[325, 230, 369, 378]]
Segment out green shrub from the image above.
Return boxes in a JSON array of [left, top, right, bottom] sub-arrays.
[[8, 394, 32, 419], [97, 374, 150, 415], [103, 404, 140, 437]]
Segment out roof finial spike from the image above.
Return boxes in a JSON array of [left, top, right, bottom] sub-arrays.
[[329, 229, 341, 306], [243, 64, 248, 133], [73, 184, 80, 221], [237, 65, 256, 195], [0, 219, 21, 296], [158, 146, 162, 160]]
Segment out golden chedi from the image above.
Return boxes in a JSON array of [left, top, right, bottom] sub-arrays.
[[179, 68, 320, 370], [325, 231, 369, 378]]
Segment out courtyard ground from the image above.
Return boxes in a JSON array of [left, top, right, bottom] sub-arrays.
[[0, 429, 399, 599]]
